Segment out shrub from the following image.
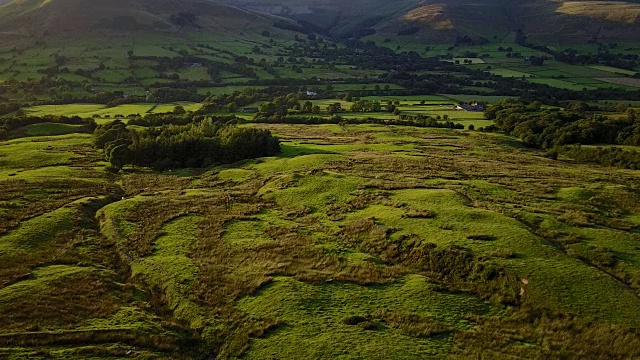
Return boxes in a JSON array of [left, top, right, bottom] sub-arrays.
[[467, 234, 497, 241]]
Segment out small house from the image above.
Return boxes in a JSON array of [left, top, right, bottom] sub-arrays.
[[456, 102, 486, 112]]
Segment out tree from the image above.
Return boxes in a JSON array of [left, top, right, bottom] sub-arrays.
[[327, 102, 343, 114], [225, 102, 237, 113], [93, 120, 129, 148], [108, 144, 130, 171], [530, 56, 545, 66]]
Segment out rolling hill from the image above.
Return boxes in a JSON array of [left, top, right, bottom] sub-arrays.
[[0, 0, 286, 40], [222, 0, 640, 43], [2, 0, 638, 44]]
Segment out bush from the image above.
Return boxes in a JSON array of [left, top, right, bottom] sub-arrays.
[[467, 234, 497, 241]]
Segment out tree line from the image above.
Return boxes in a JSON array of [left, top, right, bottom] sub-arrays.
[[557, 145, 640, 170], [0, 114, 96, 140], [485, 99, 640, 148]]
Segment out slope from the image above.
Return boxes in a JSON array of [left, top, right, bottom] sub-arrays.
[[373, 0, 640, 43], [0, 0, 285, 40], [223, 0, 640, 43]]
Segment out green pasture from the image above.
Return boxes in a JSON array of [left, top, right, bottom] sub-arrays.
[[22, 102, 201, 119]]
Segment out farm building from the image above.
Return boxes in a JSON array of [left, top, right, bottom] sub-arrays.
[[456, 102, 486, 112]]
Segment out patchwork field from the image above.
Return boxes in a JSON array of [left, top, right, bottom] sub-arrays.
[[1, 120, 639, 358], [22, 103, 202, 120], [472, 59, 639, 90]]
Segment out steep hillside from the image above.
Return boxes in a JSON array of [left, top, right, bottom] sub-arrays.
[[220, 0, 418, 37], [3, 0, 638, 43], [373, 0, 640, 43], [223, 0, 640, 43], [0, 0, 282, 39]]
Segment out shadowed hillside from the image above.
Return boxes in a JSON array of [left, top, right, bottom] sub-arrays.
[[2, 0, 638, 43], [0, 0, 284, 39], [223, 0, 640, 42]]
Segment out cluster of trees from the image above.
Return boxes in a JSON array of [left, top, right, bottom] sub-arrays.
[[199, 87, 309, 113], [559, 145, 640, 170], [252, 93, 354, 120], [515, 32, 639, 70], [249, 93, 417, 121], [128, 112, 239, 127], [348, 99, 405, 114], [252, 113, 464, 129], [350, 100, 383, 112], [255, 93, 305, 119], [0, 103, 19, 117], [485, 99, 640, 148], [148, 87, 203, 103], [93, 120, 280, 171], [0, 114, 95, 140]]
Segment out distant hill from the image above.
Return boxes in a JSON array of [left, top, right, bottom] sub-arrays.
[[1, 0, 638, 44], [222, 0, 640, 43], [0, 0, 284, 40], [219, 0, 418, 38], [376, 0, 640, 43]]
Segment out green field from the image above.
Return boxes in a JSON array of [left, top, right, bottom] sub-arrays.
[[23, 103, 202, 119]]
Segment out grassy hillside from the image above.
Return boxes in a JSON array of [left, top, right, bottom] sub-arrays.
[[225, 0, 640, 43], [1, 118, 640, 358], [0, 0, 286, 41], [377, 0, 640, 43]]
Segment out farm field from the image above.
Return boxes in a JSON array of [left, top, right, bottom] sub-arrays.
[[1, 120, 640, 358], [466, 59, 640, 90], [365, 36, 640, 92], [23, 103, 202, 120]]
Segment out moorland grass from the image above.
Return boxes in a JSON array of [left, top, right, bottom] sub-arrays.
[[2, 121, 640, 358]]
